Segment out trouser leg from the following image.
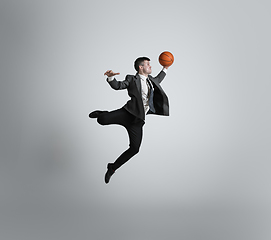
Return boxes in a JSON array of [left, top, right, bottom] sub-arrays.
[[96, 108, 144, 170], [97, 108, 133, 126], [113, 119, 144, 170]]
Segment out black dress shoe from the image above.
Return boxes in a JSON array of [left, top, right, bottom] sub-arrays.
[[89, 110, 104, 118], [105, 163, 115, 184]]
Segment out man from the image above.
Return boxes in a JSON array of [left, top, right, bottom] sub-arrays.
[[89, 57, 170, 184]]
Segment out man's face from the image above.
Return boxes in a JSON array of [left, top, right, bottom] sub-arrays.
[[141, 60, 152, 75]]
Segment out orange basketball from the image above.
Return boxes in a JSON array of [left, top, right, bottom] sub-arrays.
[[159, 51, 174, 67]]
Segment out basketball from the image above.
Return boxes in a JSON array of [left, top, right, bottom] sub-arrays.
[[159, 51, 174, 67]]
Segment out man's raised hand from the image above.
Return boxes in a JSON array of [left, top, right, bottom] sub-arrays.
[[104, 70, 120, 77]]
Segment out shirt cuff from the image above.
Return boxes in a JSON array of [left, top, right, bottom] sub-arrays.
[[107, 76, 115, 82], [162, 68, 168, 73]]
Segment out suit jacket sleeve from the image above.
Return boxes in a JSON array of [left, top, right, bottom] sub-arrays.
[[151, 70, 166, 84], [107, 75, 131, 90]]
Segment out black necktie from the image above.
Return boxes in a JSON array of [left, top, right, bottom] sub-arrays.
[[146, 78, 155, 113]]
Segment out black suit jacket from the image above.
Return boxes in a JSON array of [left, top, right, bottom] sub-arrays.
[[107, 70, 169, 121]]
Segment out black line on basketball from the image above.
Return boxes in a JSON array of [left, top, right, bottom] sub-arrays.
[[163, 53, 173, 62], [159, 56, 171, 62], [160, 59, 171, 62]]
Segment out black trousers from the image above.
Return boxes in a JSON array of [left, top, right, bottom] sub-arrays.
[[97, 108, 145, 170]]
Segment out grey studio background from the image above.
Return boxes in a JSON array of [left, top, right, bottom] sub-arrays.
[[0, 0, 270, 240]]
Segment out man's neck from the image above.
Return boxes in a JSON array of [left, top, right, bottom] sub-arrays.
[[138, 73, 148, 80], [138, 72, 148, 78]]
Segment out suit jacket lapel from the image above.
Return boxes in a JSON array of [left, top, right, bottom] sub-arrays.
[[134, 74, 142, 94]]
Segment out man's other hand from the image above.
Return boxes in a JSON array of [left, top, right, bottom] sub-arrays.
[[104, 70, 120, 77]]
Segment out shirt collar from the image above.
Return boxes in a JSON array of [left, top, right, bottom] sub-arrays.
[[138, 74, 148, 81]]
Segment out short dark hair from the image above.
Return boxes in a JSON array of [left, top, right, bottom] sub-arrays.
[[134, 57, 150, 72]]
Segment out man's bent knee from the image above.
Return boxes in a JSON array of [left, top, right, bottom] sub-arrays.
[[130, 146, 140, 156]]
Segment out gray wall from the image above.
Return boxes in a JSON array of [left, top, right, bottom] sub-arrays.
[[1, 0, 270, 239]]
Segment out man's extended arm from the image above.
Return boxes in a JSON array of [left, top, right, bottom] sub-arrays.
[[152, 67, 168, 84], [104, 70, 131, 90]]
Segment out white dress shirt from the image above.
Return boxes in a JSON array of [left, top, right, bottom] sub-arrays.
[[138, 74, 150, 113]]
